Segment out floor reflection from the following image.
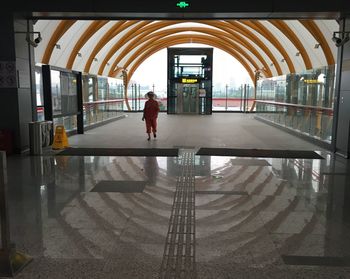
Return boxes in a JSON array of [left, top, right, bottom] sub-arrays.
[[3, 151, 350, 278]]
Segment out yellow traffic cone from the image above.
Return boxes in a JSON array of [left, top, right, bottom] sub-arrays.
[[52, 125, 69, 150]]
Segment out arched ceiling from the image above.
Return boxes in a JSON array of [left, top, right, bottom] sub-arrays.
[[34, 19, 338, 83]]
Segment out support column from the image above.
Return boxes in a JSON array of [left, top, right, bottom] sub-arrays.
[[0, 151, 32, 277], [0, 13, 36, 154], [334, 17, 350, 158]]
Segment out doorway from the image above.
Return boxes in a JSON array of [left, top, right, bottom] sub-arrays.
[[177, 83, 199, 114]]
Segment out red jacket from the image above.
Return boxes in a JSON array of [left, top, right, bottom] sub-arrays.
[[144, 99, 160, 119]]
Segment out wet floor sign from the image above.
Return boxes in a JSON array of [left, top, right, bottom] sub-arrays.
[[52, 125, 69, 150]]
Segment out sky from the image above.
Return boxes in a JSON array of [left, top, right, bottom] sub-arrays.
[[132, 43, 253, 95]]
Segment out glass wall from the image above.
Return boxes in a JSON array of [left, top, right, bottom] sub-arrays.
[[82, 75, 124, 128], [212, 84, 255, 111], [35, 66, 79, 130], [127, 84, 168, 112], [255, 65, 336, 143], [35, 66, 125, 132], [51, 70, 78, 117], [48, 69, 79, 132]]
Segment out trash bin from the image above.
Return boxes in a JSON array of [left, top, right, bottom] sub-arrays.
[[29, 122, 42, 155], [29, 121, 53, 155]]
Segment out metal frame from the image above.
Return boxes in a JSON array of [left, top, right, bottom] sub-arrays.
[[167, 47, 213, 115], [42, 64, 84, 134]]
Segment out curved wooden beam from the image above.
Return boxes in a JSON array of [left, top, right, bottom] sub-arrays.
[[97, 20, 152, 75], [84, 20, 138, 73], [210, 20, 283, 75], [119, 30, 265, 80], [269, 20, 313, 69], [299, 20, 335, 65], [120, 37, 256, 110], [109, 25, 272, 77], [124, 35, 256, 82], [107, 21, 179, 76], [66, 20, 109, 69], [238, 20, 296, 73], [42, 20, 77, 64]]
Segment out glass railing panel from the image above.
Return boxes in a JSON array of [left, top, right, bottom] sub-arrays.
[[83, 99, 124, 127], [255, 101, 332, 144]]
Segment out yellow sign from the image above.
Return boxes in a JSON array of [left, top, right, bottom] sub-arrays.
[[182, 78, 198, 83], [304, 79, 319, 84], [52, 125, 69, 150]]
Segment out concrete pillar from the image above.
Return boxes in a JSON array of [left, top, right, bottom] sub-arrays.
[[334, 17, 350, 158], [0, 13, 36, 154]]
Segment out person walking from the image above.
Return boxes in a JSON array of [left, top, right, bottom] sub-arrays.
[[142, 91, 160, 140]]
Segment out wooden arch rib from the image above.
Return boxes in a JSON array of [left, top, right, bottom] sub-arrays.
[[238, 20, 296, 73], [200, 21, 272, 76], [42, 20, 77, 64], [124, 35, 256, 82], [120, 37, 256, 109], [107, 22, 275, 77], [269, 20, 313, 69], [299, 20, 335, 65], [66, 20, 109, 69], [98, 20, 262, 75], [97, 20, 152, 75], [82, 21, 126, 72], [106, 21, 180, 75], [112, 27, 269, 78], [84, 20, 139, 73], [210, 20, 283, 75]]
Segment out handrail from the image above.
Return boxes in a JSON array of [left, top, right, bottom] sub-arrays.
[[83, 99, 124, 105], [255, 100, 333, 112]]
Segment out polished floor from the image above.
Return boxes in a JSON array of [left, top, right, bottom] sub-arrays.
[[67, 113, 322, 150], [2, 114, 350, 278]]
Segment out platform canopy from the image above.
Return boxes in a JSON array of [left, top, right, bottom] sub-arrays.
[[34, 19, 338, 82]]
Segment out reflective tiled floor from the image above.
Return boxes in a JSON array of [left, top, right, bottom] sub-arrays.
[[0, 114, 350, 279], [2, 147, 350, 278]]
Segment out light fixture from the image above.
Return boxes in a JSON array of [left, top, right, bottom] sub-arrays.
[[314, 43, 320, 49], [270, 63, 274, 67], [55, 44, 61, 49], [77, 52, 82, 57], [93, 58, 98, 62], [296, 52, 300, 56], [281, 58, 285, 62]]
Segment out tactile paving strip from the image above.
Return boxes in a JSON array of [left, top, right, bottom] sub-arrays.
[[160, 152, 196, 279]]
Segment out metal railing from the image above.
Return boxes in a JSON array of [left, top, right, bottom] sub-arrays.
[[83, 99, 124, 127], [255, 100, 333, 143], [37, 99, 125, 132]]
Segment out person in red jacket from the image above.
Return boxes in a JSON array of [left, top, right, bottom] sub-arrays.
[[142, 91, 160, 140]]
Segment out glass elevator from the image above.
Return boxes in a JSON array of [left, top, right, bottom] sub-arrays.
[[167, 48, 213, 114]]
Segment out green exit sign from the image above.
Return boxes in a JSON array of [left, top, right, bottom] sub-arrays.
[[176, 1, 189, 8]]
